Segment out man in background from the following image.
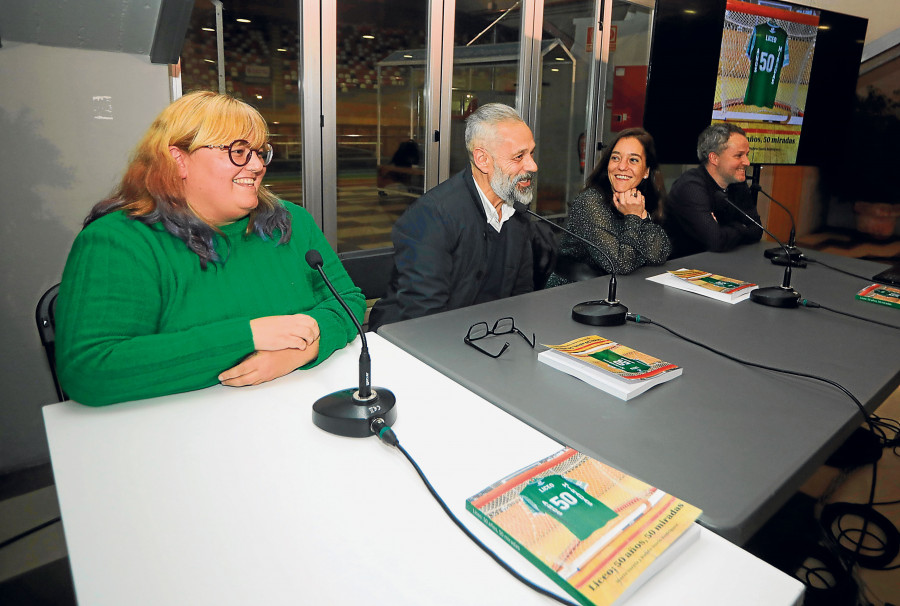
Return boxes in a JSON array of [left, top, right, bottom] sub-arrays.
[[665, 123, 763, 258], [369, 103, 537, 331]]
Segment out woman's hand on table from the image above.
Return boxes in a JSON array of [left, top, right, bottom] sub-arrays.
[[219, 343, 320, 387], [250, 314, 320, 351]]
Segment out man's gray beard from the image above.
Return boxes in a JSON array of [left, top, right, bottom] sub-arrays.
[[490, 168, 535, 206]]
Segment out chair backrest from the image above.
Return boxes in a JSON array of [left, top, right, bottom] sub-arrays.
[[36, 283, 66, 402], [338, 249, 395, 301]]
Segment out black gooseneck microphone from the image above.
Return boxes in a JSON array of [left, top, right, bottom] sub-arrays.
[[747, 168, 807, 267], [512, 201, 627, 326], [305, 250, 397, 437], [715, 193, 801, 308], [758, 189, 806, 266]]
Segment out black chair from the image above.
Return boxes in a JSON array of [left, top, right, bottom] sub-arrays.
[[36, 283, 66, 402], [338, 249, 395, 301]]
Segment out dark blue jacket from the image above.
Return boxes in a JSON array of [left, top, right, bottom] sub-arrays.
[[369, 169, 533, 331]]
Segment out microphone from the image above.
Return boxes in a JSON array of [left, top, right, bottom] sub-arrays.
[[305, 250, 397, 437], [756, 189, 806, 268], [715, 193, 801, 308], [512, 201, 627, 326]]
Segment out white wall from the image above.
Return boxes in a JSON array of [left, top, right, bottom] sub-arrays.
[[801, 0, 898, 45], [0, 42, 169, 473]]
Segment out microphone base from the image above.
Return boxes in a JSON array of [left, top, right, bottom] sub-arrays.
[[750, 286, 801, 308], [770, 254, 807, 268], [312, 387, 397, 438], [572, 300, 628, 326], [765, 246, 806, 267]]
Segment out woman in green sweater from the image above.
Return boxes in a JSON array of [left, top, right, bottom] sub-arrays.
[[56, 91, 365, 406]]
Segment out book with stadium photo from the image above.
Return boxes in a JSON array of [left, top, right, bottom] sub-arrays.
[[646, 268, 757, 303], [537, 336, 681, 401], [466, 448, 702, 606], [856, 283, 900, 310]]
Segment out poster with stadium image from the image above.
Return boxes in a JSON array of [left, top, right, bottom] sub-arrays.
[[712, 0, 820, 164]]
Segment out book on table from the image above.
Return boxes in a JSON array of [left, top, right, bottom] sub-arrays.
[[856, 283, 900, 309], [466, 448, 702, 606], [537, 336, 681, 401], [646, 268, 757, 303]]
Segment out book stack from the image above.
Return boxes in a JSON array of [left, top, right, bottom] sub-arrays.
[[856, 283, 900, 309], [538, 336, 681, 401], [647, 268, 757, 303], [467, 448, 702, 606]]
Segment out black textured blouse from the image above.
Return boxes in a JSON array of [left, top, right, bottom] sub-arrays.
[[545, 187, 671, 288]]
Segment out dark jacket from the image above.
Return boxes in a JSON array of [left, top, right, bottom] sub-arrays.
[[369, 169, 534, 331], [664, 166, 763, 259]]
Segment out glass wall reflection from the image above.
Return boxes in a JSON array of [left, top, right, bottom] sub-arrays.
[[334, 2, 429, 252]]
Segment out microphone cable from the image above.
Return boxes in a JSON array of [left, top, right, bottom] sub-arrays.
[[625, 314, 900, 582], [798, 299, 900, 331], [0, 516, 62, 550], [803, 256, 875, 282], [626, 312, 873, 428], [369, 418, 580, 606]]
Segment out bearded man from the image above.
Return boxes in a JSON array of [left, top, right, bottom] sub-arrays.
[[369, 103, 538, 331]]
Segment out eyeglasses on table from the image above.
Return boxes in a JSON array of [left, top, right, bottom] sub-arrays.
[[464, 316, 535, 358]]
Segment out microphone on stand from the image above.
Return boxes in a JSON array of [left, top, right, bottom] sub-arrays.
[[305, 250, 397, 437], [757, 189, 807, 268], [512, 201, 627, 326], [715, 193, 801, 308]]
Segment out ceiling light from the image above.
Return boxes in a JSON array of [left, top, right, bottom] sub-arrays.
[[236, 18, 251, 23]]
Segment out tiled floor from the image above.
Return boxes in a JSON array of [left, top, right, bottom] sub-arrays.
[[2, 232, 898, 605]]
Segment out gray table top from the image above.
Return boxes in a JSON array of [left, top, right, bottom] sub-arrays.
[[378, 243, 900, 543]]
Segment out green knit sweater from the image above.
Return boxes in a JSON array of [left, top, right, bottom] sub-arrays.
[[56, 202, 364, 406]]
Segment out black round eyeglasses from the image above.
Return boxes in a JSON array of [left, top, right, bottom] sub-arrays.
[[203, 139, 274, 167]]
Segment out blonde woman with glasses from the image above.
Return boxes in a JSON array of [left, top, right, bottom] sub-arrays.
[[57, 91, 363, 406]]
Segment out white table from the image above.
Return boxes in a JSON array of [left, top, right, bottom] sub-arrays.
[[44, 335, 804, 605]]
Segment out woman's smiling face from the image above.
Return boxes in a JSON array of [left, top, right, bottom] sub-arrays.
[[606, 136, 649, 193], [176, 140, 266, 225]]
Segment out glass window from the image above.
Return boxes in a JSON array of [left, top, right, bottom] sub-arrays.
[[179, 1, 303, 206], [335, 4, 429, 252]]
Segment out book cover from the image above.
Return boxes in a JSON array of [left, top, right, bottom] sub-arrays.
[[537, 336, 682, 400], [646, 268, 757, 303], [466, 448, 702, 606], [856, 283, 900, 310]]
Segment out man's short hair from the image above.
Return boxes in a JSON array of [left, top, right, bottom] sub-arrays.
[[464, 103, 525, 164], [696, 123, 747, 165]]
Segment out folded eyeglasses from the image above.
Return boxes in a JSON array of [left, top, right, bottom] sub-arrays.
[[464, 316, 535, 358]]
